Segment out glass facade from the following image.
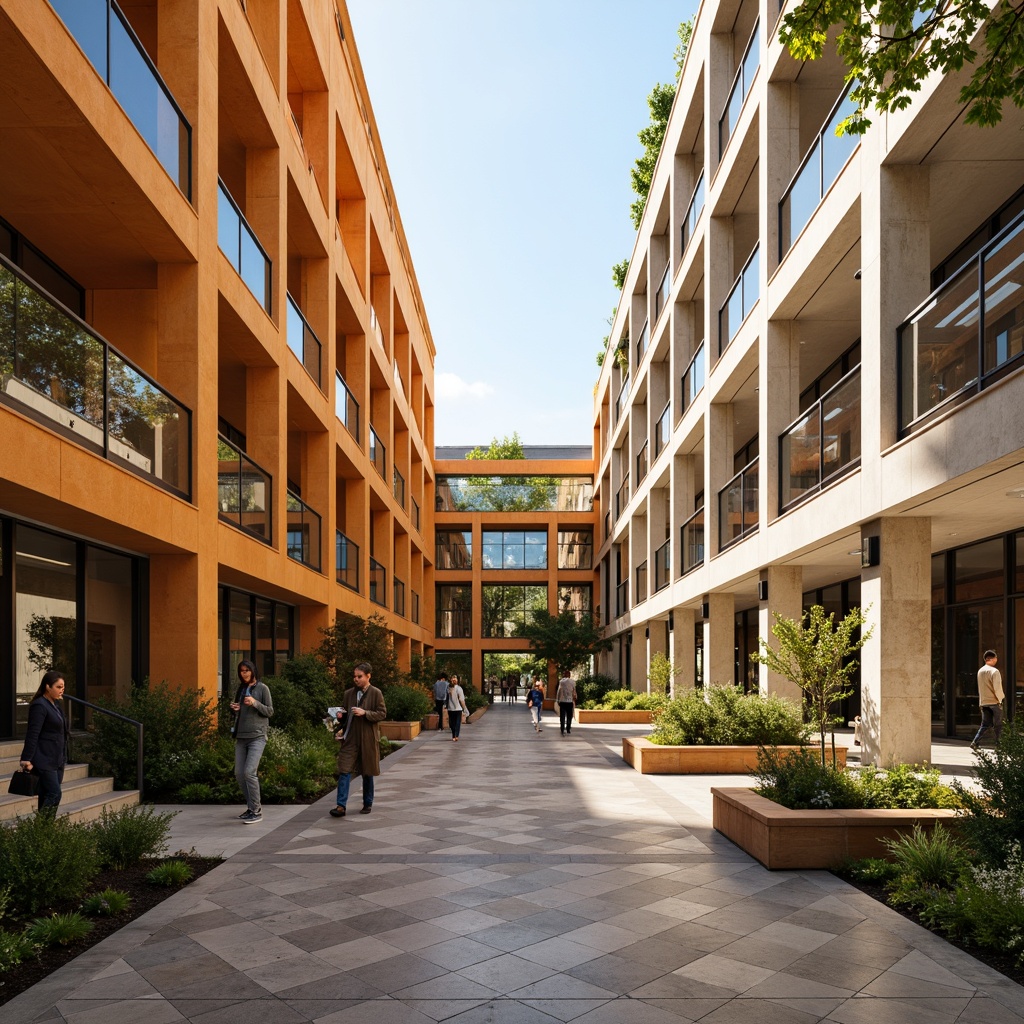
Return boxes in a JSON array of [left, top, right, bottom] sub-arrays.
[[557, 530, 593, 569], [437, 476, 593, 512], [482, 531, 547, 569], [482, 585, 547, 638], [558, 584, 592, 621], [435, 530, 472, 570], [217, 586, 293, 696], [436, 585, 472, 638]]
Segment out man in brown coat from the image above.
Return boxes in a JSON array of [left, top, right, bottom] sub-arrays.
[[331, 662, 386, 817]]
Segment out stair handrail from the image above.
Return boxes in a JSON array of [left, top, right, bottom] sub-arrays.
[[62, 695, 144, 800]]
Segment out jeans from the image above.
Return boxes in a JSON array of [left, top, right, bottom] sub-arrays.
[[336, 772, 374, 808], [434, 699, 445, 728], [972, 704, 1003, 746], [36, 767, 64, 811], [235, 735, 267, 813], [559, 702, 574, 734], [530, 705, 541, 726], [449, 709, 463, 738]]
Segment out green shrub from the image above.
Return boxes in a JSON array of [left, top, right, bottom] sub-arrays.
[[261, 654, 337, 731], [576, 673, 619, 706], [25, 913, 93, 947], [883, 824, 969, 896], [380, 736, 397, 758], [840, 857, 900, 884], [382, 684, 433, 722], [651, 685, 807, 747], [754, 745, 863, 809], [602, 689, 635, 710], [625, 692, 669, 711], [857, 763, 962, 810], [461, 681, 489, 712], [93, 805, 176, 870], [178, 782, 216, 803], [0, 813, 99, 915], [146, 860, 193, 887], [259, 726, 337, 803], [89, 680, 216, 794], [81, 889, 131, 916], [0, 928, 39, 973]]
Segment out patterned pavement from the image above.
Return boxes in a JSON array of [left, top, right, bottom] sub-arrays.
[[6, 703, 1024, 1023]]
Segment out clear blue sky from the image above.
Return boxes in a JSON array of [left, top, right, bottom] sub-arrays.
[[347, 0, 698, 449]]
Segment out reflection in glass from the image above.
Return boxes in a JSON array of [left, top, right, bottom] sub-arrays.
[[954, 538, 1004, 602], [718, 459, 758, 549], [558, 585, 592, 621], [436, 584, 472, 638], [217, 436, 271, 543], [85, 545, 133, 708], [437, 476, 593, 513], [335, 372, 360, 441], [286, 491, 321, 571], [286, 295, 322, 388], [682, 172, 705, 253], [719, 21, 760, 156], [436, 530, 472, 570], [557, 530, 593, 569], [952, 601, 1004, 738], [682, 506, 705, 574], [369, 557, 386, 607], [336, 531, 359, 591], [682, 342, 705, 412], [481, 531, 548, 570], [720, 247, 760, 352], [482, 585, 547, 638], [217, 180, 271, 311]]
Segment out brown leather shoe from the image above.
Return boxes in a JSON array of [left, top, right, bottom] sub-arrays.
[[359, 805, 372, 814], [329, 806, 346, 817]]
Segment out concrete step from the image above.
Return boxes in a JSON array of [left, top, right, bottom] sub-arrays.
[[59, 788, 140, 825], [1, 758, 89, 781], [0, 768, 126, 821], [0, 740, 23, 760]]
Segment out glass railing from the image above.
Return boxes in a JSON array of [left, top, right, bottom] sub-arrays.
[[393, 466, 405, 509], [335, 530, 359, 591], [719, 246, 760, 354], [217, 435, 271, 543], [682, 342, 706, 412], [636, 440, 649, 484], [635, 320, 649, 366], [779, 87, 859, 258], [369, 425, 386, 478], [655, 538, 671, 592], [899, 210, 1024, 432], [218, 179, 271, 311], [369, 305, 384, 347], [412, 496, 420, 531], [411, 590, 420, 625], [682, 172, 705, 254], [616, 579, 629, 617], [656, 265, 671, 323], [718, 458, 759, 550], [286, 491, 321, 571], [616, 373, 631, 421], [654, 401, 671, 458], [49, 0, 191, 198], [681, 506, 705, 574], [285, 294, 322, 389], [615, 472, 630, 520], [335, 371, 360, 442], [393, 359, 405, 397], [604, 511, 611, 540], [780, 366, 861, 512], [635, 561, 648, 604], [719, 20, 760, 158], [369, 556, 386, 606], [0, 255, 191, 497], [393, 576, 405, 617]]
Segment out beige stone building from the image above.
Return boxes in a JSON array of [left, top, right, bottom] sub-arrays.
[[593, 0, 1024, 763]]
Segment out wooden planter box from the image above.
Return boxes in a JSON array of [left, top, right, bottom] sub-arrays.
[[578, 709, 653, 725], [380, 720, 421, 741], [712, 787, 958, 869], [622, 737, 846, 774], [422, 713, 439, 730]]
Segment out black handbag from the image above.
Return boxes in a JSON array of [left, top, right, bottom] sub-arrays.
[[8, 769, 40, 797]]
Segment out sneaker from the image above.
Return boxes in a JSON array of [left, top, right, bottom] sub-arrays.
[[241, 810, 262, 824], [238, 810, 251, 819]]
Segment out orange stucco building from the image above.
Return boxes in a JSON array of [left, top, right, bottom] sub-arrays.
[[0, 0, 435, 736]]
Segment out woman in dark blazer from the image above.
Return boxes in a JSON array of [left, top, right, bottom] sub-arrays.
[[19, 670, 70, 810]]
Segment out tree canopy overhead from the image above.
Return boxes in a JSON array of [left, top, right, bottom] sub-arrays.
[[466, 432, 526, 461], [780, 0, 1024, 134], [516, 609, 613, 677]]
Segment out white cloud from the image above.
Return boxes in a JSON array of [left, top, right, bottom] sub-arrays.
[[435, 372, 495, 401]]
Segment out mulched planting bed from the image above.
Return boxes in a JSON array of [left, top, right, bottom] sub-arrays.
[[840, 874, 1024, 987], [0, 854, 221, 1006]]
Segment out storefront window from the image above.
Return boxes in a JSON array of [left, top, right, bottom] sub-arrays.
[[85, 546, 133, 707], [954, 538, 1004, 602], [952, 601, 1005, 738]]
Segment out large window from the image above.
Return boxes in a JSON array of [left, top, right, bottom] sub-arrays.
[[437, 476, 594, 512], [482, 585, 547, 638], [558, 585, 592, 621], [436, 530, 472, 570], [218, 586, 293, 695], [482, 531, 547, 569], [558, 530, 593, 569], [436, 585, 472, 638]]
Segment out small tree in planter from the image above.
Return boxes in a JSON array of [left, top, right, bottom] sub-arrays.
[[751, 604, 872, 767], [648, 652, 681, 695]]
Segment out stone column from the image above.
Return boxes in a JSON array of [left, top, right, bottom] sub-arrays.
[[671, 606, 697, 694], [757, 565, 803, 703], [631, 624, 648, 693], [704, 591, 735, 689], [859, 517, 932, 765]]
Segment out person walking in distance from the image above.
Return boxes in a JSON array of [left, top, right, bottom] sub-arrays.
[[231, 660, 274, 823], [971, 649, 1004, 751], [332, 662, 386, 817], [447, 674, 469, 742], [433, 671, 449, 730], [526, 677, 545, 733], [556, 671, 577, 736]]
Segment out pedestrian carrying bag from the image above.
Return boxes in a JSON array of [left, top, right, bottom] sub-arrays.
[[8, 769, 40, 797]]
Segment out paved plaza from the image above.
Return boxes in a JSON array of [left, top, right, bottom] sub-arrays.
[[6, 704, 1023, 1024]]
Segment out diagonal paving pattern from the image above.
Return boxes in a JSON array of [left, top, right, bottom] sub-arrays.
[[7, 705, 1024, 1023]]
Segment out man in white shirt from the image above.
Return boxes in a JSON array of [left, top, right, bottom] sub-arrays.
[[971, 650, 1004, 751], [555, 672, 577, 736]]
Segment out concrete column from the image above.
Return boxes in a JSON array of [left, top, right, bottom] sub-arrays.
[[672, 606, 697, 692], [631, 624, 648, 692], [704, 591, 735, 688], [649, 618, 669, 694], [860, 517, 932, 765], [757, 565, 803, 703]]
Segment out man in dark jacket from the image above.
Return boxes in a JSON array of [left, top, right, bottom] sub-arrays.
[[331, 662, 386, 817]]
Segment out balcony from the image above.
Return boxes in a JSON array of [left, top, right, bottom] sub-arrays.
[[285, 294, 322, 389], [682, 342, 706, 412], [393, 359, 405, 397], [393, 466, 405, 509], [286, 491, 321, 571], [615, 472, 630, 520], [635, 320, 649, 366], [635, 561, 648, 604], [0, 255, 191, 498], [654, 400, 671, 458], [218, 180, 271, 312], [217, 435, 271, 543], [604, 510, 611, 541], [393, 576, 406, 617], [616, 579, 629, 617], [369, 425, 386, 478], [49, 0, 191, 198], [718, 458, 759, 550], [335, 372, 360, 442], [681, 506, 705, 574], [369, 556, 386, 607], [411, 496, 420, 531], [411, 590, 420, 625], [779, 88, 859, 258], [655, 265, 671, 324], [335, 531, 359, 591], [719, 20, 760, 159], [615, 373, 631, 422], [719, 246, 759, 354], [655, 538, 671, 592], [779, 366, 861, 513], [899, 210, 1024, 433], [636, 440, 649, 485], [369, 305, 384, 347], [682, 172, 705, 255]]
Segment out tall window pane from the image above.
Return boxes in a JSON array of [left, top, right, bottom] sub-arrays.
[[85, 545, 133, 706], [557, 530, 593, 569], [954, 538, 1004, 602]]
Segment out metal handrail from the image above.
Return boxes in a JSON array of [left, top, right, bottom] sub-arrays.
[[63, 694, 144, 798]]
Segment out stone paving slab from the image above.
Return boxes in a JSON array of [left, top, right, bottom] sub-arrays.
[[4, 708, 1022, 1023]]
